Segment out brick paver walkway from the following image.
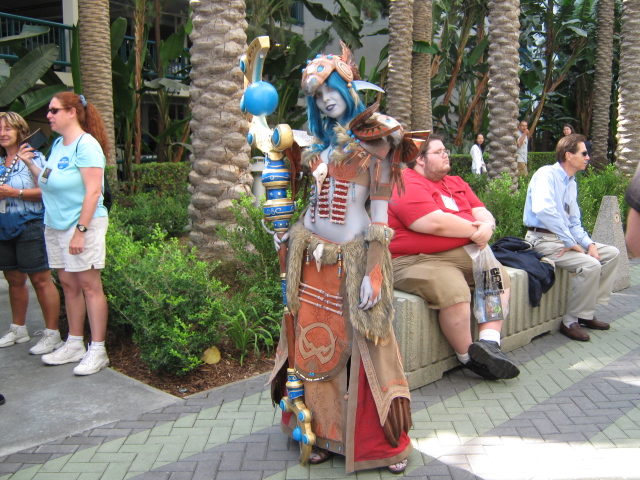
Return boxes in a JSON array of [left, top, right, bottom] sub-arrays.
[[2, 262, 640, 480]]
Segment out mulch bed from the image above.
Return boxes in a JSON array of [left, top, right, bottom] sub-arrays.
[[55, 308, 275, 399], [102, 334, 276, 398]]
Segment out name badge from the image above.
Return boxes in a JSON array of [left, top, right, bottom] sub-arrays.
[[441, 194, 459, 211], [41, 167, 52, 184]]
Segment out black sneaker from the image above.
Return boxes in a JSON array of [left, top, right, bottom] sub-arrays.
[[465, 358, 499, 380], [468, 340, 520, 380], [0, 394, 5, 405]]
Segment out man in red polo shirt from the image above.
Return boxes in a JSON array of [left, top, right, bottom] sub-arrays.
[[389, 135, 519, 380]]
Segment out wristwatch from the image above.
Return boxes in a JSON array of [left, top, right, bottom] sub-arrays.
[[76, 224, 87, 233], [18, 189, 23, 200]]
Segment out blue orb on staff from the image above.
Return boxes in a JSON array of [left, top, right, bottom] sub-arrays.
[[242, 81, 279, 117]]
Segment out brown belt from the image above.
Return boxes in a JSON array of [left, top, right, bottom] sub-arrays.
[[527, 227, 554, 234]]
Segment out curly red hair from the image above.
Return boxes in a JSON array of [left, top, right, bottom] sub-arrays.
[[53, 92, 110, 159]]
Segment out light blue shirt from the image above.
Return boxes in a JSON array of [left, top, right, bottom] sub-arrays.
[[523, 162, 593, 249], [39, 134, 107, 230]]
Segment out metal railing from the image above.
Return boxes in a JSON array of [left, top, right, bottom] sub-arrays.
[[119, 36, 190, 80], [0, 13, 72, 67], [0, 13, 190, 80]]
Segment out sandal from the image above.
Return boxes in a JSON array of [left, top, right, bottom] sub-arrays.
[[388, 458, 408, 474], [308, 447, 333, 465]]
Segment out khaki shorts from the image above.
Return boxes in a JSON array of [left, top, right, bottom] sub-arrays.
[[45, 216, 108, 272], [392, 245, 510, 310]]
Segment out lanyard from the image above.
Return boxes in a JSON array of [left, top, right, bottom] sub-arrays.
[[0, 155, 20, 186]]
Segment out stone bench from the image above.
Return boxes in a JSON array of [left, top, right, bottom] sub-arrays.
[[392, 267, 572, 390]]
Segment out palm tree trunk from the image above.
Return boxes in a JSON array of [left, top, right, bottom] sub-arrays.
[[486, 0, 520, 187], [387, 0, 414, 129], [615, 0, 640, 176], [188, 0, 252, 261], [411, 0, 432, 131], [78, 0, 116, 165]]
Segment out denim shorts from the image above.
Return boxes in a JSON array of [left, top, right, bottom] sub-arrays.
[[0, 220, 50, 273]]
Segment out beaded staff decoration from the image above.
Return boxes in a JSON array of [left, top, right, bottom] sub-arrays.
[[240, 36, 315, 465]]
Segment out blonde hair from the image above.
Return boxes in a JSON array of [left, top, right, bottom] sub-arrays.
[[0, 112, 30, 157]]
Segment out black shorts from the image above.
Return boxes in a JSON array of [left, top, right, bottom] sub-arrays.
[[0, 220, 50, 273]]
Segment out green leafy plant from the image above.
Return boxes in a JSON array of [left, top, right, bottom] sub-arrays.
[[102, 222, 228, 375], [107, 161, 190, 243], [474, 173, 530, 239], [129, 161, 191, 195], [0, 26, 67, 116], [528, 152, 557, 172], [216, 194, 295, 348], [464, 166, 629, 242], [217, 194, 283, 287], [577, 164, 630, 233], [223, 306, 275, 365], [109, 192, 190, 243]]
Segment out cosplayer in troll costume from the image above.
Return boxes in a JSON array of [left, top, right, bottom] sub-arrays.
[[267, 44, 428, 474]]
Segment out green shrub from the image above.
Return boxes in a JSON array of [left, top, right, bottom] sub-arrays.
[[528, 152, 556, 172], [448, 154, 473, 176], [217, 194, 286, 319], [577, 165, 631, 234], [223, 306, 276, 366], [464, 165, 629, 242], [215, 194, 308, 354], [473, 173, 530, 239], [110, 161, 190, 197], [109, 191, 190, 243], [217, 194, 282, 285], [131, 162, 191, 196], [449, 151, 557, 179], [103, 221, 228, 375]]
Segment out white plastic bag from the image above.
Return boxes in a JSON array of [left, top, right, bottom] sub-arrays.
[[464, 244, 509, 323]]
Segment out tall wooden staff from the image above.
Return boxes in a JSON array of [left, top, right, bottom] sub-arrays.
[[240, 37, 315, 465]]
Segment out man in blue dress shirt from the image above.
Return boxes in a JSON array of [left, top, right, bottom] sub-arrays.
[[523, 134, 620, 341]]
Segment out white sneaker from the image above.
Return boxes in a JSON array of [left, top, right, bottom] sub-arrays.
[[0, 325, 30, 348], [29, 330, 65, 355], [73, 344, 110, 376], [41, 340, 86, 365]]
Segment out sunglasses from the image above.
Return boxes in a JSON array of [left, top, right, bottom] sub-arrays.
[[47, 107, 70, 115], [579, 151, 589, 157]]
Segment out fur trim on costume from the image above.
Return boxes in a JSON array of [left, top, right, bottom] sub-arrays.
[[286, 222, 395, 338], [364, 223, 394, 245], [302, 143, 322, 169]]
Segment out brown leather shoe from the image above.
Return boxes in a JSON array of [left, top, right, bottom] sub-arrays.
[[578, 317, 610, 330], [560, 322, 590, 341]]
